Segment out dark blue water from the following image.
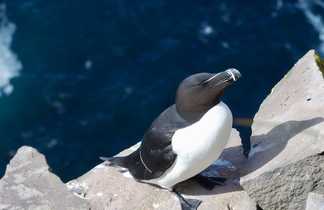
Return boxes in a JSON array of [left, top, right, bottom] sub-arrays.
[[0, 0, 323, 181]]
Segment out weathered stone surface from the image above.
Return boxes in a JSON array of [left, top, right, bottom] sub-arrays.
[[177, 180, 256, 210], [243, 155, 324, 210], [306, 191, 324, 210], [67, 129, 257, 210], [67, 161, 181, 210], [6, 51, 324, 210], [0, 146, 90, 210], [240, 50, 324, 210]]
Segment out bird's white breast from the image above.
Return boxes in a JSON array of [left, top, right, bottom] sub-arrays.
[[147, 101, 233, 190]]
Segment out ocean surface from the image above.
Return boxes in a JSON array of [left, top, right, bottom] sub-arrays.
[[0, 0, 323, 181]]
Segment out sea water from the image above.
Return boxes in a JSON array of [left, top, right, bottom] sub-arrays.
[[0, 0, 323, 181]]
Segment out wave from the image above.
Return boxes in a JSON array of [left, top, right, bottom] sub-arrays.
[[0, 4, 22, 96], [298, 0, 324, 54]]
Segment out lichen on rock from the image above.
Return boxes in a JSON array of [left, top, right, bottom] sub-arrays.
[[315, 52, 324, 77]]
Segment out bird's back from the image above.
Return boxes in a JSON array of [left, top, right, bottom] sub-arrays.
[[114, 105, 190, 180]]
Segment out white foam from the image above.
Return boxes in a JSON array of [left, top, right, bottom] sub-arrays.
[[314, 0, 324, 9], [46, 138, 58, 148], [0, 4, 22, 96], [221, 41, 230, 49], [84, 59, 92, 70], [201, 24, 214, 35], [272, 0, 284, 17], [276, 0, 283, 10], [298, 0, 324, 54]]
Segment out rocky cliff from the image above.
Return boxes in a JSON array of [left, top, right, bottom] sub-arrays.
[[0, 50, 324, 210]]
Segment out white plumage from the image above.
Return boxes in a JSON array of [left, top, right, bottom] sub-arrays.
[[146, 101, 233, 190]]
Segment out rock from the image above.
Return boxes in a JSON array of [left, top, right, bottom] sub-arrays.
[[67, 129, 257, 210], [242, 154, 324, 210], [240, 49, 324, 209], [67, 161, 181, 210], [306, 192, 324, 210], [7, 51, 324, 210], [176, 180, 257, 210], [0, 146, 90, 210]]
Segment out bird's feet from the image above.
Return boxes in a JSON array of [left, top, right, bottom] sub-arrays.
[[194, 174, 227, 190], [173, 190, 202, 210]]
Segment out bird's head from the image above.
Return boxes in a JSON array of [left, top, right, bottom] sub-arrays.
[[176, 68, 241, 122]]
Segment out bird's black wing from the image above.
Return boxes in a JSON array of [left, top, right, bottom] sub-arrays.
[[128, 105, 189, 180]]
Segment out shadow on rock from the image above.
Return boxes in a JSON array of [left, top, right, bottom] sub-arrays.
[[242, 117, 324, 176], [180, 117, 324, 196]]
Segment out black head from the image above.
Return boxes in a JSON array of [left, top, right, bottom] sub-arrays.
[[176, 68, 241, 122]]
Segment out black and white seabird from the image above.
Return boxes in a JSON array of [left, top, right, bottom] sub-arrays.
[[101, 68, 241, 210]]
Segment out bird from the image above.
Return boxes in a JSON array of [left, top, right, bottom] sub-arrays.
[[101, 68, 241, 210]]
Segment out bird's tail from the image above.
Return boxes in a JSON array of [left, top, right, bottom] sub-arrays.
[[100, 156, 127, 168]]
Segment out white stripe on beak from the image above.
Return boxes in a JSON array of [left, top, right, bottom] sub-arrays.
[[205, 73, 219, 83], [226, 69, 237, 81]]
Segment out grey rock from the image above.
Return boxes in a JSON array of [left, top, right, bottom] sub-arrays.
[[0, 146, 90, 210], [242, 154, 324, 210], [68, 161, 181, 210], [4, 50, 324, 210], [67, 129, 257, 210], [240, 50, 324, 210], [306, 192, 324, 210]]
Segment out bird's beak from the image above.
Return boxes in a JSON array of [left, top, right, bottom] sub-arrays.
[[225, 68, 241, 82], [204, 68, 241, 86]]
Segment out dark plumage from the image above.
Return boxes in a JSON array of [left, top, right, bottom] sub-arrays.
[[103, 69, 241, 182]]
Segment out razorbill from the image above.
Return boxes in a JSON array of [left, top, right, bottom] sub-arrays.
[[101, 68, 241, 210]]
